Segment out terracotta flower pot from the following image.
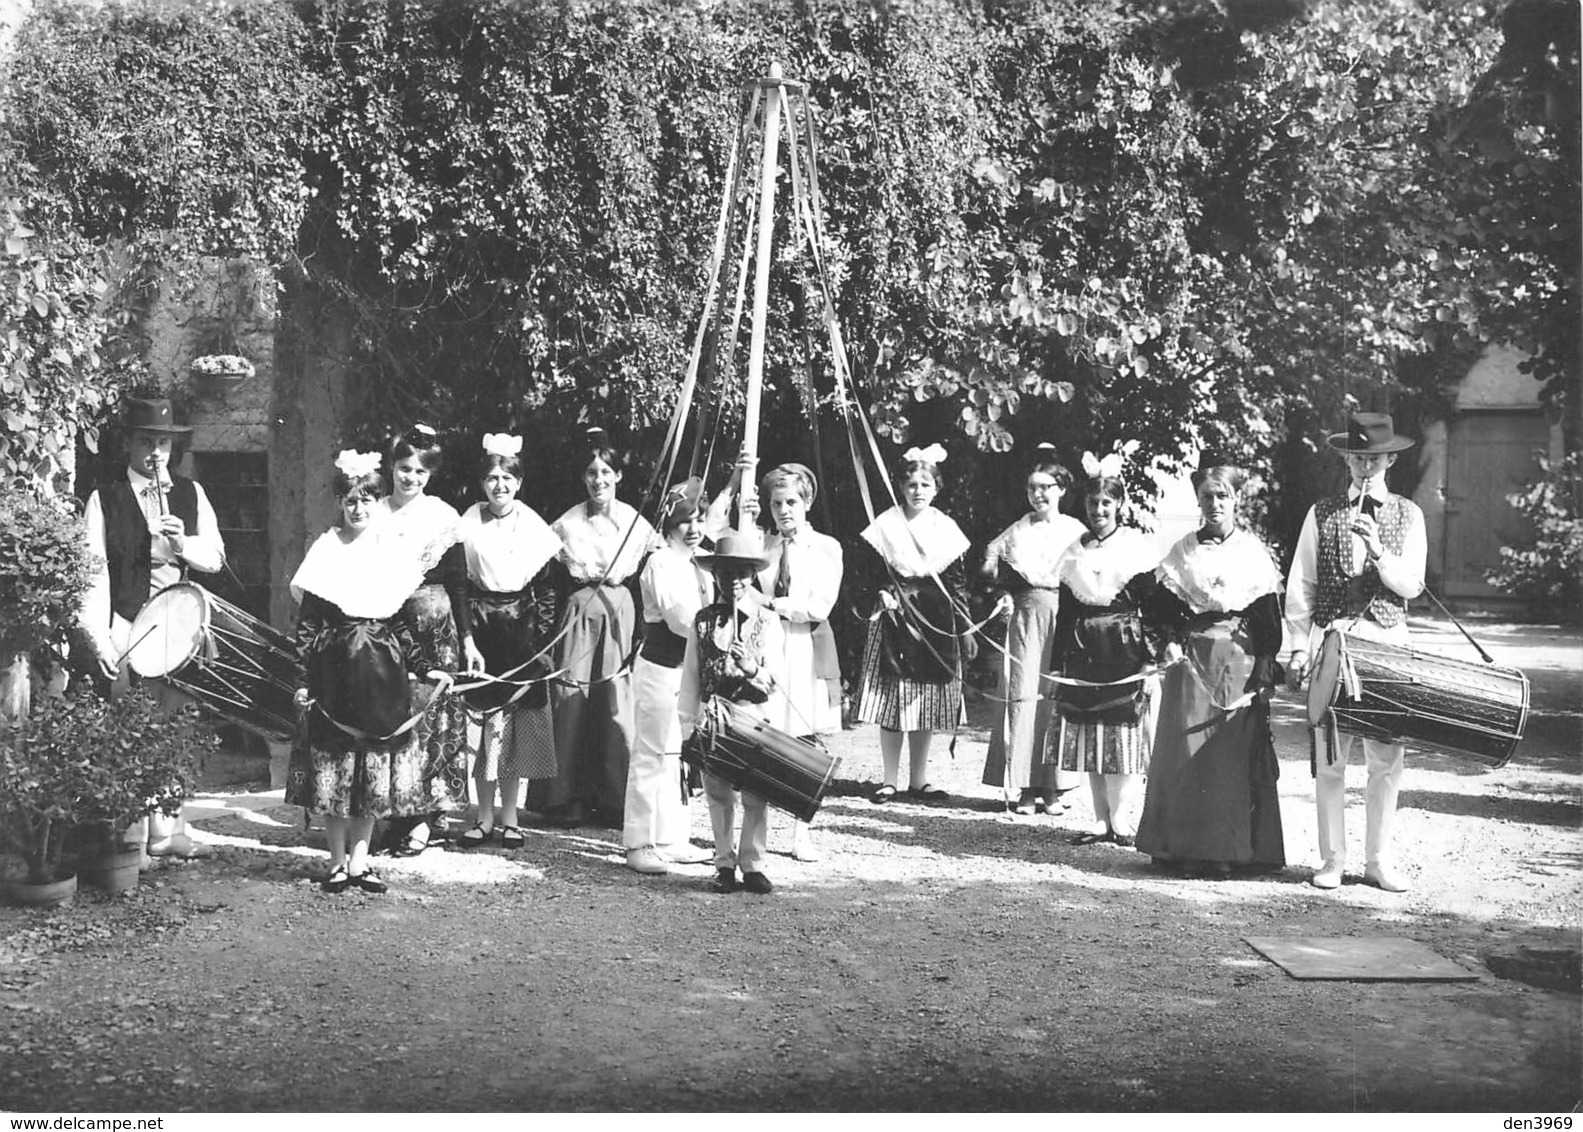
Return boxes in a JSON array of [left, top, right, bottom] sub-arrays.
[[5, 873, 77, 909], [81, 846, 143, 895]]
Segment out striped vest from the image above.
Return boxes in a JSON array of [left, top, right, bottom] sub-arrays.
[[1312, 492, 1413, 630]]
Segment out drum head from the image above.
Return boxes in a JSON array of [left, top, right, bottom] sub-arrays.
[[1306, 630, 1344, 728], [125, 583, 209, 678]]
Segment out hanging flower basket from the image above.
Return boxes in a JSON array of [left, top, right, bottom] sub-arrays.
[[189, 354, 255, 388]]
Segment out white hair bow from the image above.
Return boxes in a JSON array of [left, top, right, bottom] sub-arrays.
[[1080, 440, 1140, 479], [334, 449, 382, 479], [1081, 450, 1124, 479], [482, 433, 523, 458], [903, 443, 947, 465]]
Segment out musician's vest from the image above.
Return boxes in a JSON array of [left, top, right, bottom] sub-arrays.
[[1312, 492, 1413, 631], [99, 475, 199, 625]]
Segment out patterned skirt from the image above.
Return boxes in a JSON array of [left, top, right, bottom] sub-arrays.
[[403, 584, 468, 811], [1047, 683, 1153, 776], [285, 733, 427, 821], [471, 702, 558, 783], [853, 620, 962, 733]]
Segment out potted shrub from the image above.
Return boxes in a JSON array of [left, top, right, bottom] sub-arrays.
[[0, 684, 216, 903], [0, 686, 94, 904], [73, 686, 217, 893]]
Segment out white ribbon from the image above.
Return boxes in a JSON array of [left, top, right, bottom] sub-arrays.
[[1080, 448, 1131, 479], [334, 449, 382, 479], [482, 432, 523, 458], [902, 443, 947, 465]]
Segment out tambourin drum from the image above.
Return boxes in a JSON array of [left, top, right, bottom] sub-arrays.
[[693, 699, 842, 823], [125, 582, 303, 742], [1306, 629, 1529, 769]]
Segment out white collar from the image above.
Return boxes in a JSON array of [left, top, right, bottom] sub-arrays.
[[1348, 480, 1390, 503], [127, 468, 164, 491]]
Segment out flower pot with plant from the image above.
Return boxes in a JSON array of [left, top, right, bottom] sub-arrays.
[[0, 686, 94, 893], [1, 685, 216, 901], [188, 353, 256, 389]]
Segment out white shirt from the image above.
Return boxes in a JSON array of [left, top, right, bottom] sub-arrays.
[[459, 500, 562, 592], [1283, 480, 1426, 657], [641, 543, 713, 636], [757, 528, 843, 624], [81, 469, 225, 658]]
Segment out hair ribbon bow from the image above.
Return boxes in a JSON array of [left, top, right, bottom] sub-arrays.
[[335, 449, 382, 479], [482, 433, 523, 458], [1081, 450, 1124, 479], [903, 443, 947, 465]]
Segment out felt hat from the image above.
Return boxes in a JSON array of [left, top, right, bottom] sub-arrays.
[[1326, 412, 1414, 454], [696, 532, 771, 571], [121, 397, 192, 434]]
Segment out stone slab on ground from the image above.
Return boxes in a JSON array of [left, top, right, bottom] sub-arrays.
[[1245, 936, 1481, 982]]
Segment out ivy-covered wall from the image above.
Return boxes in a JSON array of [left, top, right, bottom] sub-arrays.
[[1, 0, 1576, 616]]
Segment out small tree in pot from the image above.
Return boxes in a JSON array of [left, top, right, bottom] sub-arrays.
[[1, 685, 216, 889]]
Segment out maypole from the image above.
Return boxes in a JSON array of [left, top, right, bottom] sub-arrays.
[[738, 62, 785, 536]]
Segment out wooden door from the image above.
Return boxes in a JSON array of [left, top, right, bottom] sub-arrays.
[[1442, 411, 1551, 598]]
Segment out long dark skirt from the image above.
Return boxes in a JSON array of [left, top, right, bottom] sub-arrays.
[[542, 583, 636, 817], [1134, 618, 1285, 868]]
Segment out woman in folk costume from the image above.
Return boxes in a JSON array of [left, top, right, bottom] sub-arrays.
[[624, 479, 715, 875], [1047, 448, 1166, 848], [754, 462, 843, 862], [547, 427, 656, 827], [374, 426, 479, 856], [287, 451, 442, 894], [454, 433, 564, 850], [854, 444, 973, 805], [980, 443, 1088, 816], [1134, 459, 1287, 875]]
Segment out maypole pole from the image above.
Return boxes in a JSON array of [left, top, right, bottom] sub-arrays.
[[738, 62, 784, 537]]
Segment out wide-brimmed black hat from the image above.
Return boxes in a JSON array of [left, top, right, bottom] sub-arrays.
[[696, 532, 771, 571], [1326, 412, 1414, 454], [121, 397, 192, 434]]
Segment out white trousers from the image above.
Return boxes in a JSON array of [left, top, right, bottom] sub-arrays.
[[1089, 772, 1143, 837], [624, 657, 692, 851], [704, 772, 767, 873], [622, 750, 691, 851], [1314, 731, 1405, 869]]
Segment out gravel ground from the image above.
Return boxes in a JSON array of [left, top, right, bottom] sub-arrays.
[[1, 616, 1577, 1112]]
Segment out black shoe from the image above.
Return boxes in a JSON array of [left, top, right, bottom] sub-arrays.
[[1112, 834, 1136, 849], [713, 867, 739, 894], [321, 865, 351, 894], [742, 871, 773, 895], [348, 869, 388, 894]]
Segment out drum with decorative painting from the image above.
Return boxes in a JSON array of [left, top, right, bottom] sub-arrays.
[[1306, 628, 1529, 769]]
